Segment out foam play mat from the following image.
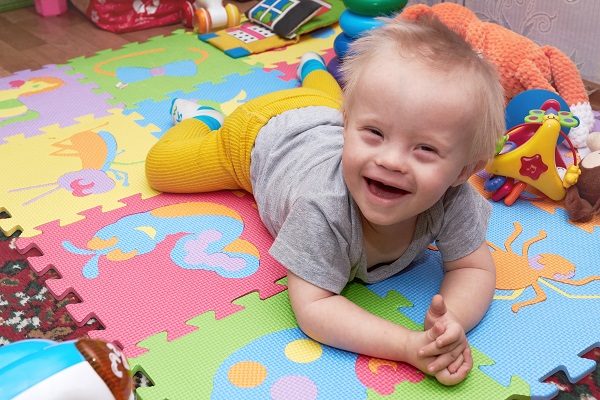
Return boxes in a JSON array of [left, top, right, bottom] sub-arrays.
[[1, 22, 600, 400]]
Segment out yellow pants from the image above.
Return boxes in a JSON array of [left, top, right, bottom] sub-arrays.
[[145, 70, 342, 194]]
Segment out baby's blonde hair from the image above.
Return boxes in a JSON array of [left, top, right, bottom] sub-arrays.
[[340, 16, 506, 163]]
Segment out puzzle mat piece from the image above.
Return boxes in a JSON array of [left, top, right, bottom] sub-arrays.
[[243, 25, 341, 70], [129, 67, 298, 137], [0, 109, 160, 238], [469, 176, 600, 234], [0, 64, 122, 144], [15, 191, 287, 358], [264, 48, 338, 83], [64, 30, 254, 109], [130, 282, 528, 400], [368, 205, 600, 399]]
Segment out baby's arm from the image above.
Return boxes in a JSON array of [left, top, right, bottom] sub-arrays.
[[287, 271, 466, 384], [437, 241, 496, 331], [419, 242, 496, 378]]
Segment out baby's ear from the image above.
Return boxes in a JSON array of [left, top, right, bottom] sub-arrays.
[[451, 159, 487, 187]]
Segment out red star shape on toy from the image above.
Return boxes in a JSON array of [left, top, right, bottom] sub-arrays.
[[519, 154, 548, 180]]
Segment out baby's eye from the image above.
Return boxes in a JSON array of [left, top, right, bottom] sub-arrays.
[[368, 128, 383, 137], [417, 145, 437, 153]]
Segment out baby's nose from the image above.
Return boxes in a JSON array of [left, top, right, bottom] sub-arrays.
[[378, 149, 409, 173]]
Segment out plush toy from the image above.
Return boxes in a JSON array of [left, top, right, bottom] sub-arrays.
[[398, 3, 594, 148], [565, 132, 600, 222]]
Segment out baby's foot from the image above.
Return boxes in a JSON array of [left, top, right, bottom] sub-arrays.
[[297, 52, 326, 82], [170, 99, 224, 130]]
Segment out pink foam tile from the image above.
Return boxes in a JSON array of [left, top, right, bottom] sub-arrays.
[[16, 191, 287, 358]]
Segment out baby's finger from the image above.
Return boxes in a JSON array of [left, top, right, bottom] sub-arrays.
[[418, 322, 446, 357], [418, 341, 445, 357], [450, 350, 473, 379], [426, 343, 466, 374], [436, 361, 472, 386], [462, 345, 473, 369], [428, 294, 447, 319], [435, 367, 468, 386], [429, 321, 445, 341], [447, 353, 464, 374], [434, 346, 473, 385], [434, 325, 463, 348], [420, 336, 461, 358]]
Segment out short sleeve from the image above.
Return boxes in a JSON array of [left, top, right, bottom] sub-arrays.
[[268, 197, 353, 294], [435, 183, 492, 262]]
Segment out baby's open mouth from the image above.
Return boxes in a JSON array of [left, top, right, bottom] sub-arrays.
[[366, 178, 409, 199]]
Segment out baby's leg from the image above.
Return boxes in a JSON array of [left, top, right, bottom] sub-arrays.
[[145, 106, 241, 193], [298, 53, 342, 103]]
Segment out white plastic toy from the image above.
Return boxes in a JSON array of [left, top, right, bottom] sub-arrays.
[[0, 338, 133, 400]]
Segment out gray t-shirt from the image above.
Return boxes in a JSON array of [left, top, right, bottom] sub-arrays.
[[250, 106, 491, 294]]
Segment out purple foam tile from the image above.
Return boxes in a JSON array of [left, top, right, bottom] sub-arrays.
[[0, 64, 124, 144]]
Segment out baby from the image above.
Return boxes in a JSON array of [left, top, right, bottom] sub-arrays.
[[146, 15, 505, 385]]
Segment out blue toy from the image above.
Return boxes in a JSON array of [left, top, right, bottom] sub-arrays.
[[339, 9, 386, 39], [0, 338, 133, 400], [333, 32, 353, 59], [505, 89, 576, 142]]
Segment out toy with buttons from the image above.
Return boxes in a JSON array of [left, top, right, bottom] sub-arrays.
[[327, 0, 408, 82], [485, 97, 581, 206]]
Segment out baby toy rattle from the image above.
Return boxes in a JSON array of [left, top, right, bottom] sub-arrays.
[[180, 0, 241, 34], [484, 99, 581, 206], [0, 337, 133, 400]]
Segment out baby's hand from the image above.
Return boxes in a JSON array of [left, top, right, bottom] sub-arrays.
[[434, 345, 473, 385], [420, 295, 472, 377], [405, 322, 472, 385], [404, 322, 446, 375]]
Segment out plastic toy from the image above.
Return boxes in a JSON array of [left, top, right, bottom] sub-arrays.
[[339, 9, 385, 39], [180, 0, 240, 34], [0, 338, 133, 400], [328, 0, 408, 78], [343, 0, 407, 16], [485, 99, 580, 205], [505, 89, 574, 140], [398, 2, 594, 148], [333, 32, 353, 59]]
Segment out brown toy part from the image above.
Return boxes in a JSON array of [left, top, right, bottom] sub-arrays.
[[565, 151, 600, 222], [75, 338, 133, 400]]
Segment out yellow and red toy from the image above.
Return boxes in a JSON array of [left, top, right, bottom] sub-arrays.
[[485, 99, 580, 206]]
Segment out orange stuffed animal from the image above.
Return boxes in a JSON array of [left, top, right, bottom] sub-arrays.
[[398, 3, 594, 148]]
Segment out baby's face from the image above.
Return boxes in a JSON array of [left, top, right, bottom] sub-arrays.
[[342, 54, 477, 229]]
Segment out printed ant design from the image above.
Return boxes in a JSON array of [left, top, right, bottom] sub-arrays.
[[9, 127, 141, 205], [489, 222, 600, 313]]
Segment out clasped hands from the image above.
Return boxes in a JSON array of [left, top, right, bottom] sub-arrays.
[[406, 294, 472, 385]]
